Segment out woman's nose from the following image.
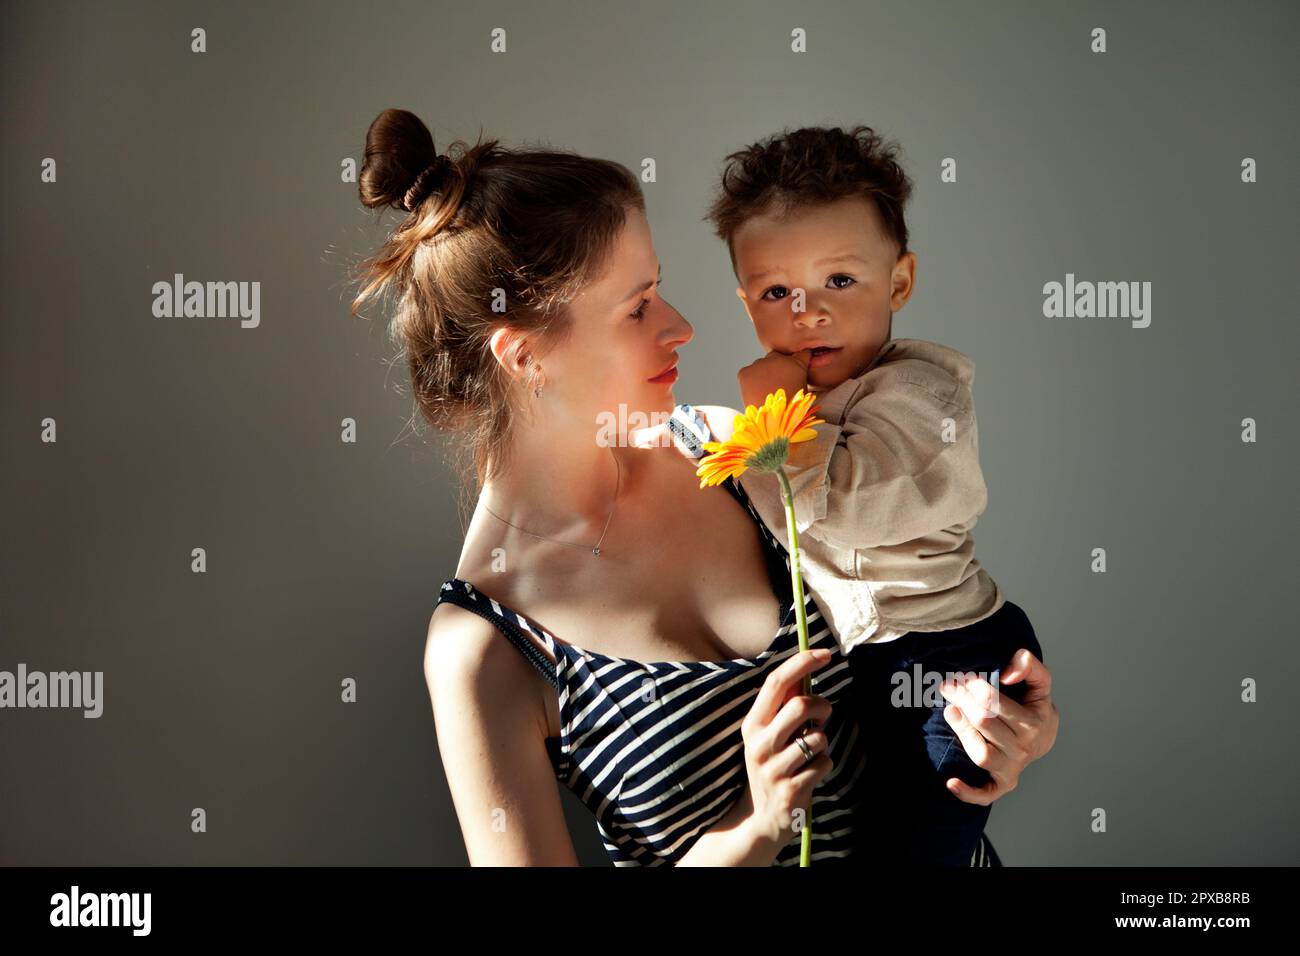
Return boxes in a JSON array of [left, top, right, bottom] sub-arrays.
[[662, 300, 694, 346]]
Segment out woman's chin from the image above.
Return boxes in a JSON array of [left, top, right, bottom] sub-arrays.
[[641, 386, 677, 415]]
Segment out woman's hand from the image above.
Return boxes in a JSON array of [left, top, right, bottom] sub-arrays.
[[938, 648, 1059, 805], [737, 648, 838, 853]]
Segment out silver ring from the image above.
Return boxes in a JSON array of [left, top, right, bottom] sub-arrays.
[[795, 730, 814, 764]]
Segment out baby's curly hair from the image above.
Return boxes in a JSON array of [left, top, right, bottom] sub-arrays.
[[704, 125, 915, 275]]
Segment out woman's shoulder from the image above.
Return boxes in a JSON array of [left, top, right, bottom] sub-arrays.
[[427, 587, 534, 688], [623, 402, 738, 450], [691, 404, 742, 444], [424, 598, 553, 737], [627, 402, 741, 456], [425, 599, 500, 687]]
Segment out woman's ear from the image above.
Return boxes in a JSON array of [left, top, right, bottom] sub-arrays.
[[488, 326, 532, 383]]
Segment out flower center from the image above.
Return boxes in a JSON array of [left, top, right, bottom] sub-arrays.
[[747, 436, 791, 473]]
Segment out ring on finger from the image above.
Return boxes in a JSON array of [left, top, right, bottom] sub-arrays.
[[795, 728, 815, 764]]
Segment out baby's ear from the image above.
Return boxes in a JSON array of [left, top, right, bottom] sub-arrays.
[[734, 286, 751, 311], [734, 286, 759, 326]]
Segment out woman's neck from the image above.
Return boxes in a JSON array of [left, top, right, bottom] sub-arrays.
[[479, 418, 632, 540]]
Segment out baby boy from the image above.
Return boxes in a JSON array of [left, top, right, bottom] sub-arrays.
[[704, 126, 1045, 866]]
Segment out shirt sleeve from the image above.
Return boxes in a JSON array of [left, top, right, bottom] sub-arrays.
[[779, 360, 990, 551]]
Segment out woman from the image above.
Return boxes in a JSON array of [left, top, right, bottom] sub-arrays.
[[351, 109, 1059, 866]]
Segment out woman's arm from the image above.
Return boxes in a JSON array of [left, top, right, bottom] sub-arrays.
[[674, 782, 784, 865], [939, 648, 1059, 804], [425, 606, 580, 865]]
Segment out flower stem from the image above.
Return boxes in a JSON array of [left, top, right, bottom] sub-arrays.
[[776, 469, 813, 867]]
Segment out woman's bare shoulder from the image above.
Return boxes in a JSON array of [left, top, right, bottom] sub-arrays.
[[426, 601, 492, 667], [624, 403, 741, 449], [693, 404, 742, 444], [423, 602, 578, 864], [423, 602, 549, 739]]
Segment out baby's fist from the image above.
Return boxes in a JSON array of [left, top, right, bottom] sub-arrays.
[[738, 349, 812, 410]]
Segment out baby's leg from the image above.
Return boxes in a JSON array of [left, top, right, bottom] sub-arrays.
[[846, 601, 1043, 866], [899, 601, 1044, 865]]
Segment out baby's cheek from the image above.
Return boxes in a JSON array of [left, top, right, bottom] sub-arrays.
[[750, 318, 777, 347]]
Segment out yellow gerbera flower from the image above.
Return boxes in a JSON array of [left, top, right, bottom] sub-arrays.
[[696, 387, 824, 487], [695, 386, 826, 866]]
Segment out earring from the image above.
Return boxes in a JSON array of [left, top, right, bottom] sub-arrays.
[[534, 383, 542, 398]]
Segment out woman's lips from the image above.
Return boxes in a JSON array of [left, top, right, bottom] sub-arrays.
[[648, 365, 678, 385], [808, 346, 841, 368]]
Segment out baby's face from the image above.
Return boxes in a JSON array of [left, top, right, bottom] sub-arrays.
[[731, 194, 915, 390]]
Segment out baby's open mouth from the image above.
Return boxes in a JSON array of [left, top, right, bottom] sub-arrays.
[[800, 345, 842, 369], [807, 346, 841, 367]]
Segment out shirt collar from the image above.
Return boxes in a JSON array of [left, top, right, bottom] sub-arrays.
[[807, 339, 900, 424]]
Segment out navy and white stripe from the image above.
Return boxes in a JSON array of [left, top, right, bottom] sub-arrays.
[[436, 403, 1000, 867], [665, 401, 712, 457]]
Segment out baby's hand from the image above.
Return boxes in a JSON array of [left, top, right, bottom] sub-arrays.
[[738, 349, 811, 410]]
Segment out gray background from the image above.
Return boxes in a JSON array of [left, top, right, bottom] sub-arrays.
[[2, 0, 1296, 865]]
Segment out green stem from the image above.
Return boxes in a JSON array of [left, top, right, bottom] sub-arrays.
[[776, 468, 813, 867]]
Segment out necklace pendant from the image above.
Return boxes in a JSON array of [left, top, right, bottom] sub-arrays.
[[592, 547, 601, 556]]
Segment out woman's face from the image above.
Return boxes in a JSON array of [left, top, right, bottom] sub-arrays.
[[536, 205, 694, 437]]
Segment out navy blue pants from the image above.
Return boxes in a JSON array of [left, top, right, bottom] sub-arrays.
[[844, 599, 1043, 866]]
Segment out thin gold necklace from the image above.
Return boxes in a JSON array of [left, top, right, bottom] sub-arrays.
[[481, 448, 621, 557]]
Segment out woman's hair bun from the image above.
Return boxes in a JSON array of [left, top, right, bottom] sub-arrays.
[[401, 154, 454, 212], [358, 108, 453, 213]]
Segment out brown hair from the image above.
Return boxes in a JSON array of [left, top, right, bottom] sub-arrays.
[[704, 125, 914, 275], [349, 108, 644, 522]]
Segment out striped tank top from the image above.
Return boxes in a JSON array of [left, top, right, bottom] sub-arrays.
[[435, 403, 1000, 867]]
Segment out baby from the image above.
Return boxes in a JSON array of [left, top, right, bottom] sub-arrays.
[[704, 126, 1045, 866]]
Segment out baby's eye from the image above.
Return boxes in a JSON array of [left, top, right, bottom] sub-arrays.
[[760, 285, 790, 301], [828, 274, 856, 290]]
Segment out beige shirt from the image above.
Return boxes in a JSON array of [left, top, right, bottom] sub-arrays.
[[736, 337, 1006, 654]]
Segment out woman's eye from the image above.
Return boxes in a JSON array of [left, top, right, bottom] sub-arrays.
[[829, 274, 856, 290], [760, 285, 789, 301], [630, 277, 663, 320]]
